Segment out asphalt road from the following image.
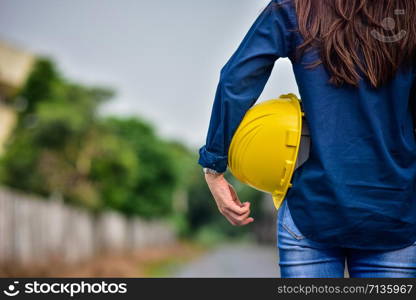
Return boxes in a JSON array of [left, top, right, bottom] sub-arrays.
[[173, 243, 280, 278]]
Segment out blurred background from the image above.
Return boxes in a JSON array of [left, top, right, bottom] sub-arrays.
[[0, 0, 298, 277]]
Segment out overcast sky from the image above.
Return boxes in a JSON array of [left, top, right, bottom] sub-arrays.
[[0, 0, 298, 148]]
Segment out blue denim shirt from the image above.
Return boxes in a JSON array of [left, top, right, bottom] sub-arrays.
[[199, 0, 416, 250]]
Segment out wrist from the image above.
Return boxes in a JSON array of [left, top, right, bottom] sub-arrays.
[[203, 167, 223, 176], [203, 169, 224, 181], [204, 173, 224, 184]]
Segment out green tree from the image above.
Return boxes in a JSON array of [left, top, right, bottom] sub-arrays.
[[0, 57, 264, 240], [100, 118, 180, 217], [0, 58, 133, 210], [0, 58, 187, 218]]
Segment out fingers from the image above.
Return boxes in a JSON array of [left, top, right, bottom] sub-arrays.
[[228, 183, 242, 206], [224, 213, 254, 226], [223, 201, 249, 216], [205, 176, 254, 226], [222, 202, 254, 226], [224, 201, 249, 216], [240, 217, 255, 226], [224, 187, 249, 216]]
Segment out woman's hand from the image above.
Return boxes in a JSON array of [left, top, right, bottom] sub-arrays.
[[205, 173, 254, 226]]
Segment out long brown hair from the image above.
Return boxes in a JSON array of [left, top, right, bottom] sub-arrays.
[[294, 0, 416, 88]]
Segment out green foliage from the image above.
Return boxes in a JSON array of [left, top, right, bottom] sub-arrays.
[[185, 168, 265, 239], [0, 57, 265, 240], [93, 118, 182, 217], [0, 58, 190, 218], [1, 59, 115, 209], [19, 59, 61, 113]]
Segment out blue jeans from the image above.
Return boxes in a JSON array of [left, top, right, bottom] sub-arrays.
[[277, 200, 416, 278]]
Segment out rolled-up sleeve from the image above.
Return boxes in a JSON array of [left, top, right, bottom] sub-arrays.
[[198, 0, 294, 173]]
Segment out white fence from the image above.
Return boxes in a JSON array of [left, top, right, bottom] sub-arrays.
[[0, 188, 176, 266]]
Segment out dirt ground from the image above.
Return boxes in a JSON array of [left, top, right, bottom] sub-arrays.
[[0, 242, 204, 278]]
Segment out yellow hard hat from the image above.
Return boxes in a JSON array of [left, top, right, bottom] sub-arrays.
[[228, 93, 304, 210]]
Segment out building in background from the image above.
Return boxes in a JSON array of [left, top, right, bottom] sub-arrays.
[[0, 41, 34, 154]]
